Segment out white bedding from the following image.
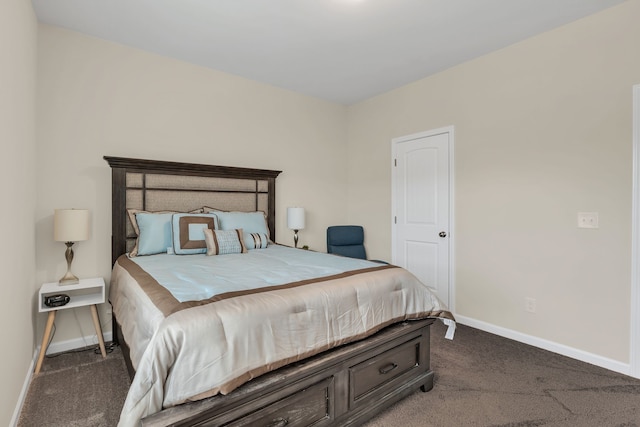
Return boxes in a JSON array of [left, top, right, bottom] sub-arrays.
[[110, 245, 454, 426]]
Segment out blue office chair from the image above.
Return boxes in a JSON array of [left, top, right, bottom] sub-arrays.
[[327, 225, 367, 259], [326, 225, 387, 264]]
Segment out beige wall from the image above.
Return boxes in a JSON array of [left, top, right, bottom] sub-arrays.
[[347, 1, 639, 363], [0, 0, 37, 425], [36, 25, 348, 344]]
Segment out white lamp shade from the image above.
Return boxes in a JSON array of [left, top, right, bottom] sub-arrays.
[[287, 207, 305, 230], [54, 209, 90, 242]]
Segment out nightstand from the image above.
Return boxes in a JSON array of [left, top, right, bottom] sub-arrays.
[[35, 277, 107, 374]]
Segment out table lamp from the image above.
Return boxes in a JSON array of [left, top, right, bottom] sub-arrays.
[[287, 207, 305, 248], [54, 208, 90, 285]]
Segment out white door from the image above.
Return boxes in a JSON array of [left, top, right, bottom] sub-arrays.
[[392, 128, 452, 307]]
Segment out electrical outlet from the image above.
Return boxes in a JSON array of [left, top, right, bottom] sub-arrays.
[[525, 297, 536, 313], [578, 212, 599, 229]]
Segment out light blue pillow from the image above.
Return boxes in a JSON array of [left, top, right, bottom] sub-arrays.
[[213, 211, 270, 240], [172, 213, 218, 255], [135, 212, 174, 256]]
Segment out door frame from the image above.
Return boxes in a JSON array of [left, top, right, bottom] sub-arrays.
[[631, 84, 640, 378], [391, 126, 455, 312]]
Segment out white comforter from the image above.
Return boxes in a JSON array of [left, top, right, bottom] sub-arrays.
[[110, 245, 453, 426]]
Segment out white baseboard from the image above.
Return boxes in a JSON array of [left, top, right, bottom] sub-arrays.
[[45, 330, 113, 355], [9, 350, 37, 427], [11, 330, 115, 427], [454, 314, 633, 377]]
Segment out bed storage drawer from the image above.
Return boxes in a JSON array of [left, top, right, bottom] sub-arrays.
[[221, 377, 333, 427], [140, 319, 434, 427], [349, 336, 422, 405]]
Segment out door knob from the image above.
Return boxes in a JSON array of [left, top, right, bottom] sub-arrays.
[[439, 231, 447, 238]]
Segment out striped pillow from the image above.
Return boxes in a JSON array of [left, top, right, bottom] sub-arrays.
[[244, 232, 269, 249], [204, 229, 247, 256]]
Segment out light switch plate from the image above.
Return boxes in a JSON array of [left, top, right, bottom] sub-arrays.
[[578, 212, 599, 229]]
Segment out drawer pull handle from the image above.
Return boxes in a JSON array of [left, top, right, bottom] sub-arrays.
[[267, 417, 289, 427], [379, 362, 398, 375]]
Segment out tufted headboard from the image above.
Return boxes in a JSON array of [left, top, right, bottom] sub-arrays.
[[104, 156, 282, 265]]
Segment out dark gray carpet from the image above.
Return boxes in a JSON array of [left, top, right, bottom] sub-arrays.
[[18, 323, 640, 426], [363, 322, 640, 427], [18, 344, 130, 427]]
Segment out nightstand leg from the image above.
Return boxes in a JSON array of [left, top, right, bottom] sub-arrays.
[[90, 304, 107, 358], [35, 311, 56, 374]]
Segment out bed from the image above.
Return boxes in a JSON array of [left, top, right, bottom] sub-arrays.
[[104, 156, 455, 427]]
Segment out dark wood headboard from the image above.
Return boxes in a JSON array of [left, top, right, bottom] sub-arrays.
[[104, 156, 282, 265]]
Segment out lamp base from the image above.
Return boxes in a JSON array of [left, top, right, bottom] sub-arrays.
[[59, 242, 79, 285], [59, 272, 79, 285], [293, 230, 299, 248]]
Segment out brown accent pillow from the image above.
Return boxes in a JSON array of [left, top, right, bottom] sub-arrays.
[[172, 213, 218, 255]]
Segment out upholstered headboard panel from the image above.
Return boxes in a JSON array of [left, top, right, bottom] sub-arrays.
[[104, 156, 282, 265]]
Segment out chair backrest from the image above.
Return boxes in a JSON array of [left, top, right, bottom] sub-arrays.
[[326, 225, 367, 260]]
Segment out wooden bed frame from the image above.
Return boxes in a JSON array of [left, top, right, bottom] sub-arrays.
[[105, 156, 436, 427]]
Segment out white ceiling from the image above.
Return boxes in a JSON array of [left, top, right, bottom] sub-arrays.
[[32, 0, 626, 105]]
